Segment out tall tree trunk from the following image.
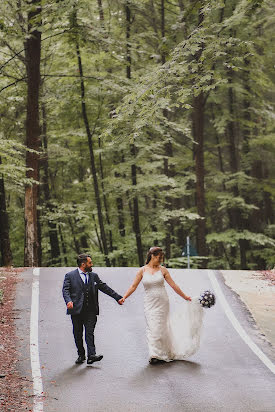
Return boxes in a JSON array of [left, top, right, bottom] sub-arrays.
[[58, 225, 68, 266], [126, 2, 143, 265], [130, 143, 144, 265], [96, 0, 125, 253], [209, 104, 226, 181], [114, 161, 127, 266], [249, 160, 266, 268], [68, 217, 80, 254], [80, 234, 89, 250], [192, 9, 207, 262], [262, 165, 274, 225], [92, 213, 104, 254], [210, 105, 237, 267], [151, 196, 158, 245], [161, 0, 174, 259], [0, 157, 13, 266], [227, 71, 247, 269], [24, 0, 41, 266], [192, 91, 207, 258], [114, 152, 126, 251], [73, 17, 110, 266], [242, 58, 251, 156], [161, 0, 165, 65], [116, 195, 125, 238], [37, 184, 42, 266], [224, 0, 249, 275], [97, 0, 104, 23], [161, 0, 171, 257], [240, 57, 252, 266], [149, 0, 159, 36], [41, 102, 61, 265], [113, 153, 126, 244], [98, 135, 114, 258]]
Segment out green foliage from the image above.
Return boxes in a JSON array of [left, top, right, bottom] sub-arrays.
[[168, 257, 208, 269], [0, 135, 39, 190], [207, 230, 275, 247]]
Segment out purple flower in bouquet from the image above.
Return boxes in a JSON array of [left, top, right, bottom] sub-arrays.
[[199, 290, 215, 308]]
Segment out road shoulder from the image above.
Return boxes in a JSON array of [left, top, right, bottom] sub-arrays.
[[220, 270, 275, 349], [0, 267, 32, 411]]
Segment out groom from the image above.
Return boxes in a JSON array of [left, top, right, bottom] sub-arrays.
[[62, 253, 123, 365]]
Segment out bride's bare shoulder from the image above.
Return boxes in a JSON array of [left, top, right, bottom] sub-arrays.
[[136, 266, 145, 277], [161, 265, 169, 277]]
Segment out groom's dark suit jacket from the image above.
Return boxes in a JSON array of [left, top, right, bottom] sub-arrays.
[[62, 269, 122, 315]]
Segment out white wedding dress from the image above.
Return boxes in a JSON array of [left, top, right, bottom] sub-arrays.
[[142, 269, 204, 362]]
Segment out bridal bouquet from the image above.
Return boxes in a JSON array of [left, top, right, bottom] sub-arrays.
[[199, 290, 215, 308]]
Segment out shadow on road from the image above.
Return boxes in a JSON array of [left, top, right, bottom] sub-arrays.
[[49, 364, 102, 384], [129, 359, 201, 387]]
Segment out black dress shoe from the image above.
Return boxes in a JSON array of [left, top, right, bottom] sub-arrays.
[[87, 354, 103, 364], [149, 358, 162, 365], [75, 355, 86, 364]]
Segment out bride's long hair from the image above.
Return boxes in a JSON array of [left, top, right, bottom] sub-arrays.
[[145, 246, 165, 265]]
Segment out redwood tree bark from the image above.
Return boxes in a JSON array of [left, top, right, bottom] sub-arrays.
[[24, 0, 41, 266]]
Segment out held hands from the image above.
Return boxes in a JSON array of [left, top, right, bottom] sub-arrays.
[[67, 299, 125, 308]]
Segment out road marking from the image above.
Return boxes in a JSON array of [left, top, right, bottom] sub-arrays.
[[30, 268, 43, 411], [207, 270, 275, 375]]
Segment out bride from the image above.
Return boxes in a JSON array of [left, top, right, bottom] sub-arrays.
[[120, 246, 204, 364]]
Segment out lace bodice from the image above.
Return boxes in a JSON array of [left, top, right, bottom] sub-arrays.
[[142, 270, 165, 289]]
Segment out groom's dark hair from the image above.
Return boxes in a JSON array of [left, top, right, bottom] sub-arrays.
[[77, 253, 91, 267]]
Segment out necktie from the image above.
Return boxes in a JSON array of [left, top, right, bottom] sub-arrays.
[[83, 272, 88, 284]]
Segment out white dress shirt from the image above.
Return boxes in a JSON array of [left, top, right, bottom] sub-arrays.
[[78, 267, 88, 283]]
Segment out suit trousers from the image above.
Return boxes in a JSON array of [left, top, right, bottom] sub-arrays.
[[71, 308, 97, 357]]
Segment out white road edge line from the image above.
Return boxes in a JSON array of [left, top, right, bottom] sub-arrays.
[[207, 269, 275, 375], [30, 268, 44, 411]]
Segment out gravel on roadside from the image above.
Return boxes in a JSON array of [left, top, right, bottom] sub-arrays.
[[257, 269, 275, 286], [0, 268, 32, 412], [221, 269, 275, 348]]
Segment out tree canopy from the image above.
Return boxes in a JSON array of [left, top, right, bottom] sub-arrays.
[[0, 0, 274, 269]]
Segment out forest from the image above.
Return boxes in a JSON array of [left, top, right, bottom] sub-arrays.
[[0, 0, 274, 269]]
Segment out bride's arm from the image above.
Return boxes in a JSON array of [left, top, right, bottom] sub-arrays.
[[162, 267, 192, 301], [121, 268, 143, 302]]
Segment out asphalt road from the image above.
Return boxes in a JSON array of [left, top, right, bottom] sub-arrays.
[[16, 267, 275, 412]]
